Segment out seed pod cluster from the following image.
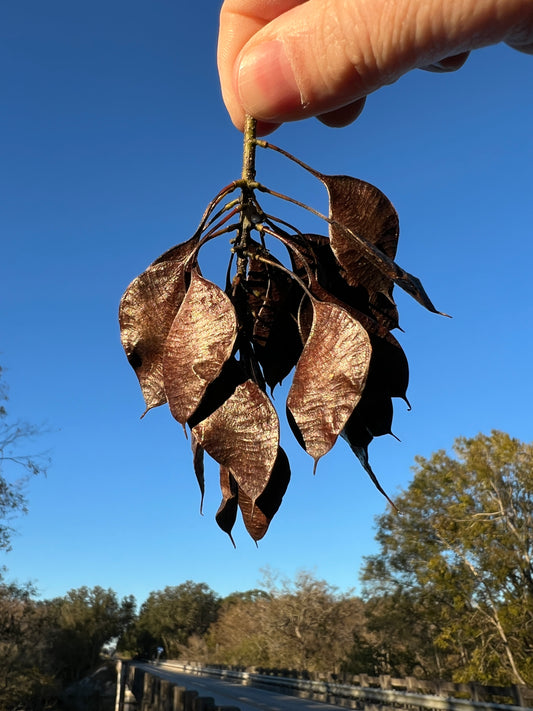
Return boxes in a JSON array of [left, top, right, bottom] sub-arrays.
[[119, 133, 444, 543]]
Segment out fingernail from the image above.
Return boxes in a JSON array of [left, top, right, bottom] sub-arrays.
[[236, 40, 302, 121]]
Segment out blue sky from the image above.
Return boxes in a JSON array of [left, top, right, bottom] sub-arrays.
[[1, 1, 532, 607]]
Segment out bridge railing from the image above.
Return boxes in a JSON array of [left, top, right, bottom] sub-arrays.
[[158, 661, 533, 711], [115, 660, 240, 711]]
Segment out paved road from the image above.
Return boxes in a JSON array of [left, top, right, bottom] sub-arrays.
[[133, 663, 343, 711]]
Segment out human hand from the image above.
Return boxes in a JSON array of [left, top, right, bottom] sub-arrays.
[[218, 0, 533, 135]]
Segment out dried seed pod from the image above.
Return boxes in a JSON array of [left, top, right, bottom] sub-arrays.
[[191, 434, 205, 514], [118, 237, 198, 412], [215, 467, 239, 547], [192, 379, 279, 504], [119, 128, 444, 540], [320, 173, 445, 317], [163, 269, 237, 425], [287, 299, 371, 466], [320, 174, 400, 329]]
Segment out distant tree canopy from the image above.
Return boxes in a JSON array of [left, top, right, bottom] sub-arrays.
[[3, 427, 533, 703], [49, 586, 135, 683], [0, 366, 49, 553], [208, 570, 365, 674], [0, 583, 135, 709], [361, 431, 533, 685], [0, 581, 57, 710], [116, 432, 533, 688], [122, 581, 221, 658]]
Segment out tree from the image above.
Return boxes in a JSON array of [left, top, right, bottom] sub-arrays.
[[351, 590, 444, 678], [0, 583, 135, 707], [221, 588, 270, 607], [127, 581, 220, 658], [361, 431, 533, 685], [260, 570, 364, 674], [49, 586, 135, 683], [209, 571, 366, 674], [207, 590, 272, 667], [0, 366, 49, 553], [0, 581, 59, 710]]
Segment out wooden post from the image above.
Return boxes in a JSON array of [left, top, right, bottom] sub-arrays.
[[142, 673, 153, 711], [513, 684, 528, 706], [159, 680, 170, 711], [172, 685, 187, 710], [153, 677, 163, 711], [115, 660, 126, 711], [183, 689, 198, 711]]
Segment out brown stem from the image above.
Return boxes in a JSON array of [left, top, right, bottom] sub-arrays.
[[233, 115, 258, 288], [241, 115, 257, 183], [255, 138, 319, 179]]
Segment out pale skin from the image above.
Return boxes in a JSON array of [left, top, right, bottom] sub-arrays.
[[218, 0, 533, 135]]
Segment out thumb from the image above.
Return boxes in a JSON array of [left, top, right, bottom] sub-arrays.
[[234, 0, 532, 125]]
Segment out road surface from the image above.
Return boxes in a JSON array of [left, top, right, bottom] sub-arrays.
[[132, 663, 344, 711]]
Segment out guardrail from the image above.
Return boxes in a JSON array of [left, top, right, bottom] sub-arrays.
[[159, 662, 533, 711], [115, 660, 240, 711]]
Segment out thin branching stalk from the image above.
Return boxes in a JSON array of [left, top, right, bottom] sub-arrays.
[[255, 138, 320, 178], [233, 116, 259, 286], [242, 115, 258, 184]]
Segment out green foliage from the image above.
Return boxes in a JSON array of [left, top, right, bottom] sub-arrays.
[[221, 588, 270, 606], [0, 582, 134, 708], [361, 431, 533, 685], [0, 581, 60, 710], [123, 581, 220, 659], [340, 631, 392, 676], [3, 427, 531, 695], [49, 586, 135, 683]]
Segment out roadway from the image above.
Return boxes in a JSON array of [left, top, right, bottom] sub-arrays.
[[133, 663, 343, 711]]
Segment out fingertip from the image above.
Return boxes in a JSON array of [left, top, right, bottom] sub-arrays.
[[317, 98, 367, 128], [235, 40, 303, 122], [228, 106, 281, 135], [421, 51, 470, 73], [507, 39, 533, 55], [254, 120, 282, 136]]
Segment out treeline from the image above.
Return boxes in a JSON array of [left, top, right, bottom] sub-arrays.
[[119, 573, 366, 674], [119, 432, 533, 688], [0, 584, 134, 709], [2, 430, 532, 709]]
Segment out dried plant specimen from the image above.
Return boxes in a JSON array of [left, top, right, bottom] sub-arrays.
[[163, 269, 238, 426], [287, 299, 371, 466], [118, 116, 446, 542]]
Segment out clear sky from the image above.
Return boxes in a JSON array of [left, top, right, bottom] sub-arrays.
[[1, 1, 532, 608]]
